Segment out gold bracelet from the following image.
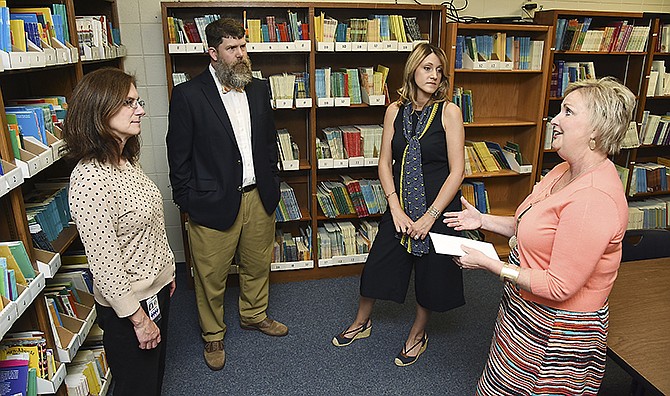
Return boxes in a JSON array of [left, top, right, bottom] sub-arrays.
[[385, 191, 396, 199], [499, 264, 520, 286], [427, 205, 441, 219]]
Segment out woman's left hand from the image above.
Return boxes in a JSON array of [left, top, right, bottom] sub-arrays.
[[169, 279, 176, 297], [453, 245, 493, 271], [407, 214, 436, 241]]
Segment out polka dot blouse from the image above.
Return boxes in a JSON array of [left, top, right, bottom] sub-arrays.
[[69, 160, 175, 318]]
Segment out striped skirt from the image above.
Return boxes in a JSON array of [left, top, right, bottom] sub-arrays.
[[476, 252, 609, 395]]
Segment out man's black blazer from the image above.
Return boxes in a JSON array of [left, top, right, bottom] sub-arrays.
[[166, 68, 280, 231]]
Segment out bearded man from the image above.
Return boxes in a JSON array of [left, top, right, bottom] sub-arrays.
[[166, 17, 287, 371]]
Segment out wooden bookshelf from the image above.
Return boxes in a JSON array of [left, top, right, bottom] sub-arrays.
[[444, 22, 552, 255], [0, 0, 124, 394], [533, 10, 648, 179], [535, 10, 670, 231], [161, 2, 446, 283]]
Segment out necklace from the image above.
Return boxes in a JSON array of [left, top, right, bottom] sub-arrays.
[[509, 158, 607, 250]]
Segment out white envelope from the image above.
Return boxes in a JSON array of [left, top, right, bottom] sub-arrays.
[[429, 232, 500, 261]]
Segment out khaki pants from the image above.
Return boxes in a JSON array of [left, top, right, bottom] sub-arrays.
[[188, 189, 275, 342]]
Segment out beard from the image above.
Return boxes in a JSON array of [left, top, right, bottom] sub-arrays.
[[213, 56, 253, 90]]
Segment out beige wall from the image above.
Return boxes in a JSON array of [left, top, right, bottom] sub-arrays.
[[117, 0, 669, 261]]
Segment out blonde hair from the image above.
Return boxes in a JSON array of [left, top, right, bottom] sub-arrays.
[[563, 77, 636, 155], [396, 43, 450, 107]]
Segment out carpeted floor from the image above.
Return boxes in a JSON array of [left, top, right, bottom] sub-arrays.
[[161, 265, 632, 395]]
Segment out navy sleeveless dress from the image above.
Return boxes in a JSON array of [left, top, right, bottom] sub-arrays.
[[359, 102, 465, 312]]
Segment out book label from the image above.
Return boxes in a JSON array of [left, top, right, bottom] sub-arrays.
[[333, 159, 348, 168], [348, 157, 365, 167], [316, 41, 334, 52], [364, 158, 379, 167], [335, 42, 351, 51], [168, 43, 186, 53], [317, 98, 334, 107], [294, 40, 311, 52], [334, 97, 350, 107], [295, 98, 312, 108], [381, 41, 398, 51], [281, 160, 299, 171], [273, 99, 293, 109], [368, 42, 382, 51], [351, 42, 367, 51], [317, 158, 334, 169]]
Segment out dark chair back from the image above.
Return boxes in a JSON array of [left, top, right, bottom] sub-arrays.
[[621, 229, 670, 262]]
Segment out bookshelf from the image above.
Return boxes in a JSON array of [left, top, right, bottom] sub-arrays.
[[627, 12, 670, 229], [535, 10, 670, 231], [0, 0, 124, 393], [444, 22, 552, 258], [161, 2, 445, 283], [533, 10, 648, 180]]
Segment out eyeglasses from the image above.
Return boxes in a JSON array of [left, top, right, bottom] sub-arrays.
[[123, 98, 146, 109]]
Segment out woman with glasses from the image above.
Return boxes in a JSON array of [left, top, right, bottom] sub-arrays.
[[64, 67, 175, 396]]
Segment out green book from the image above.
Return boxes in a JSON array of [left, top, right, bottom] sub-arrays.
[[0, 241, 37, 279], [27, 367, 37, 396], [5, 113, 22, 159]]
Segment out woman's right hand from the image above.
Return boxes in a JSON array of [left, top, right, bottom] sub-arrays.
[[443, 196, 482, 231], [130, 309, 161, 350], [390, 206, 414, 235]]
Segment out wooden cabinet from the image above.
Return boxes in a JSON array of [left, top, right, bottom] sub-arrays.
[[161, 1, 445, 283], [444, 22, 552, 257], [0, 0, 124, 393]]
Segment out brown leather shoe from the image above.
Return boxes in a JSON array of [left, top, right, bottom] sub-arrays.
[[204, 340, 225, 370], [240, 318, 288, 337]]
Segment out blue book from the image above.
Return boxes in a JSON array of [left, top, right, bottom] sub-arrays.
[[5, 107, 46, 144], [0, 359, 30, 395], [455, 35, 464, 69], [7, 269, 17, 300]]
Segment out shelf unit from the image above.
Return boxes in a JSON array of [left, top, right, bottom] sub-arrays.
[[629, 13, 670, 209], [161, 2, 445, 284], [444, 22, 552, 257], [534, 10, 670, 231], [533, 10, 649, 180], [0, 0, 124, 393]]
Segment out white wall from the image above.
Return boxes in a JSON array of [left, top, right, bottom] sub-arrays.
[[117, 0, 670, 262]]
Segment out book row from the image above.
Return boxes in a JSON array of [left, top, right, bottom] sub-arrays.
[[0, 240, 38, 308], [647, 60, 670, 97], [627, 197, 670, 230], [318, 220, 379, 259], [275, 182, 303, 222], [555, 17, 650, 53], [628, 162, 669, 196], [317, 125, 383, 162], [550, 60, 597, 98], [639, 112, 670, 146], [0, 4, 123, 70], [64, 346, 109, 396], [314, 13, 424, 43], [455, 34, 543, 71], [314, 65, 389, 106], [0, 331, 57, 395], [452, 87, 473, 123], [317, 177, 387, 219], [464, 141, 532, 176]]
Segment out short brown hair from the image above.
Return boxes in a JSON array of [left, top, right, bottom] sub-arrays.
[[63, 67, 140, 165], [206, 18, 245, 49], [564, 77, 636, 155], [396, 42, 450, 107]]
